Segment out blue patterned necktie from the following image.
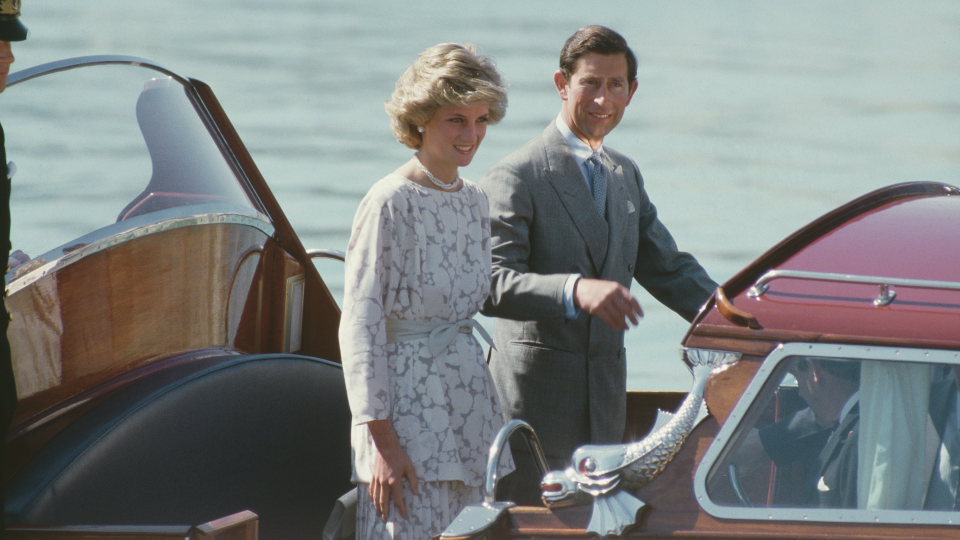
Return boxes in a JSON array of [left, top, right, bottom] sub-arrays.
[[587, 154, 607, 218]]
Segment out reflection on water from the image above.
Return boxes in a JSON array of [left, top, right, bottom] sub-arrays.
[[6, 0, 960, 389]]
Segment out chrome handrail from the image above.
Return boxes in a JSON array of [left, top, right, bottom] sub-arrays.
[[484, 419, 548, 504], [747, 269, 960, 307], [306, 248, 345, 262], [440, 421, 547, 539]]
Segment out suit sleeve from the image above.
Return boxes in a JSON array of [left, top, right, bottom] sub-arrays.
[[629, 161, 718, 322], [481, 160, 568, 321]]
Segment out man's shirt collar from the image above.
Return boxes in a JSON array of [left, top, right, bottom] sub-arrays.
[[556, 114, 602, 164], [840, 391, 860, 422]]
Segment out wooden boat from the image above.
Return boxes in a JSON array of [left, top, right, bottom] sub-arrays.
[[6, 56, 959, 540], [444, 182, 960, 539], [3, 56, 353, 540]]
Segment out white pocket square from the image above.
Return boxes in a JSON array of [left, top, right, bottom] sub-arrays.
[[817, 477, 830, 492], [626, 201, 635, 213]]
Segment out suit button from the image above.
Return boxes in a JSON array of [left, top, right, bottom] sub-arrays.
[[628, 264, 634, 272]]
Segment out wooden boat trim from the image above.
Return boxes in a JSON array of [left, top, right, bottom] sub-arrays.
[[721, 182, 960, 298], [715, 287, 761, 329], [6, 210, 274, 297], [691, 323, 960, 353], [7, 509, 258, 540], [192, 80, 343, 362]]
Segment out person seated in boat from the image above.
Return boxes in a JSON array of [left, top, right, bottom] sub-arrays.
[[731, 357, 860, 508], [338, 43, 513, 540], [924, 365, 960, 509], [0, 0, 28, 535]]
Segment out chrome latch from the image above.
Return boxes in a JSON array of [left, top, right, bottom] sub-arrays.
[[874, 283, 896, 306]]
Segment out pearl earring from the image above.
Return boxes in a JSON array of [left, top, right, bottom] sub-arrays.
[[417, 126, 424, 133]]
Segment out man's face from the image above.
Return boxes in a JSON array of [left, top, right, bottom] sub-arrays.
[[0, 40, 14, 92], [555, 51, 638, 150]]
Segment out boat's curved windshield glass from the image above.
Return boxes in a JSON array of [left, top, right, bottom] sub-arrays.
[[2, 61, 262, 283], [696, 343, 960, 524]]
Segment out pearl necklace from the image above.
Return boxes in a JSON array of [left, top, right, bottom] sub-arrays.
[[414, 153, 460, 190]]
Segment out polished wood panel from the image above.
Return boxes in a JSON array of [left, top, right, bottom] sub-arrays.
[[721, 183, 953, 298], [192, 81, 342, 363], [702, 355, 763, 426], [193, 510, 258, 540], [7, 223, 269, 427], [7, 510, 258, 540]]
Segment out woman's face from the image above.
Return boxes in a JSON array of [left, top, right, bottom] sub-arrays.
[[418, 104, 490, 170]]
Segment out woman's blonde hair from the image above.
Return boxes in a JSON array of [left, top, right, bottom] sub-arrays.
[[386, 43, 507, 149]]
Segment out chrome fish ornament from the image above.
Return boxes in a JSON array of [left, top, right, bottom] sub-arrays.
[[541, 348, 740, 537]]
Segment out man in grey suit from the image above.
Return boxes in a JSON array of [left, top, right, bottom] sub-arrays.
[[481, 25, 717, 504]]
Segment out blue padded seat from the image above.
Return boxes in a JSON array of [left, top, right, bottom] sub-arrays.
[[5, 354, 352, 540]]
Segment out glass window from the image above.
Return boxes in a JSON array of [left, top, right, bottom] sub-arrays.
[[3, 61, 263, 280], [696, 343, 960, 524]]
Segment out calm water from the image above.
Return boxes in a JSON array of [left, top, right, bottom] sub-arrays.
[[10, 1, 960, 389]]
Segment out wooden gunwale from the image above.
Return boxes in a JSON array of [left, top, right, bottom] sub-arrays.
[[190, 80, 342, 363]]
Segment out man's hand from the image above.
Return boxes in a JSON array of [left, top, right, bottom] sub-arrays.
[[367, 419, 419, 522], [573, 278, 643, 330]]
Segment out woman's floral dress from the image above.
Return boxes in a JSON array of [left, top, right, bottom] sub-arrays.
[[339, 174, 512, 539]]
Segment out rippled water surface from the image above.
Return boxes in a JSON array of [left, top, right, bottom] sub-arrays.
[[8, 0, 960, 389]]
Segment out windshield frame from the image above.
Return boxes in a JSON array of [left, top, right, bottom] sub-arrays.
[[4, 55, 272, 291], [694, 341, 960, 526]]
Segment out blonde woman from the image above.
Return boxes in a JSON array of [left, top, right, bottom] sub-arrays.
[[339, 43, 512, 539]]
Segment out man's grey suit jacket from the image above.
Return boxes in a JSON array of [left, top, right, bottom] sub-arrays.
[[481, 122, 717, 463]]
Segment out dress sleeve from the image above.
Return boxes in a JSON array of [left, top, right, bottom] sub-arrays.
[[338, 188, 401, 426]]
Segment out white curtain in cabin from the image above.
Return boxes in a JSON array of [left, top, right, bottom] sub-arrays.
[[857, 361, 933, 510]]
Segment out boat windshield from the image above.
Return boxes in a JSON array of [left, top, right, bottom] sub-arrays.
[[696, 343, 960, 524], [3, 60, 262, 283]]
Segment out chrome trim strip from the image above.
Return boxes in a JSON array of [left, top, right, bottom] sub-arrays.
[[748, 269, 960, 304], [5, 212, 275, 297], [306, 248, 346, 262], [7, 55, 190, 87], [694, 343, 960, 525]]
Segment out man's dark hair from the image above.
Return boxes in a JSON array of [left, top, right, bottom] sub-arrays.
[[559, 25, 638, 85], [811, 358, 861, 383]]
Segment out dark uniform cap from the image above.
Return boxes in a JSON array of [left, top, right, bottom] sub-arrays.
[[0, 0, 27, 42]]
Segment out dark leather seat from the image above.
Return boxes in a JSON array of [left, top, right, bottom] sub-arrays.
[[5, 353, 352, 540]]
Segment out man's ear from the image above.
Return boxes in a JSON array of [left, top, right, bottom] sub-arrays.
[[553, 70, 568, 99]]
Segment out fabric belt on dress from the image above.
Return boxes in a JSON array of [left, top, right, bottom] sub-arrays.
[[385, 317, 493, 357]]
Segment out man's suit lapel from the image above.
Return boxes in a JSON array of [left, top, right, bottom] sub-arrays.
[[814, 403, 859, 495], [540, 126, 609, 273]]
